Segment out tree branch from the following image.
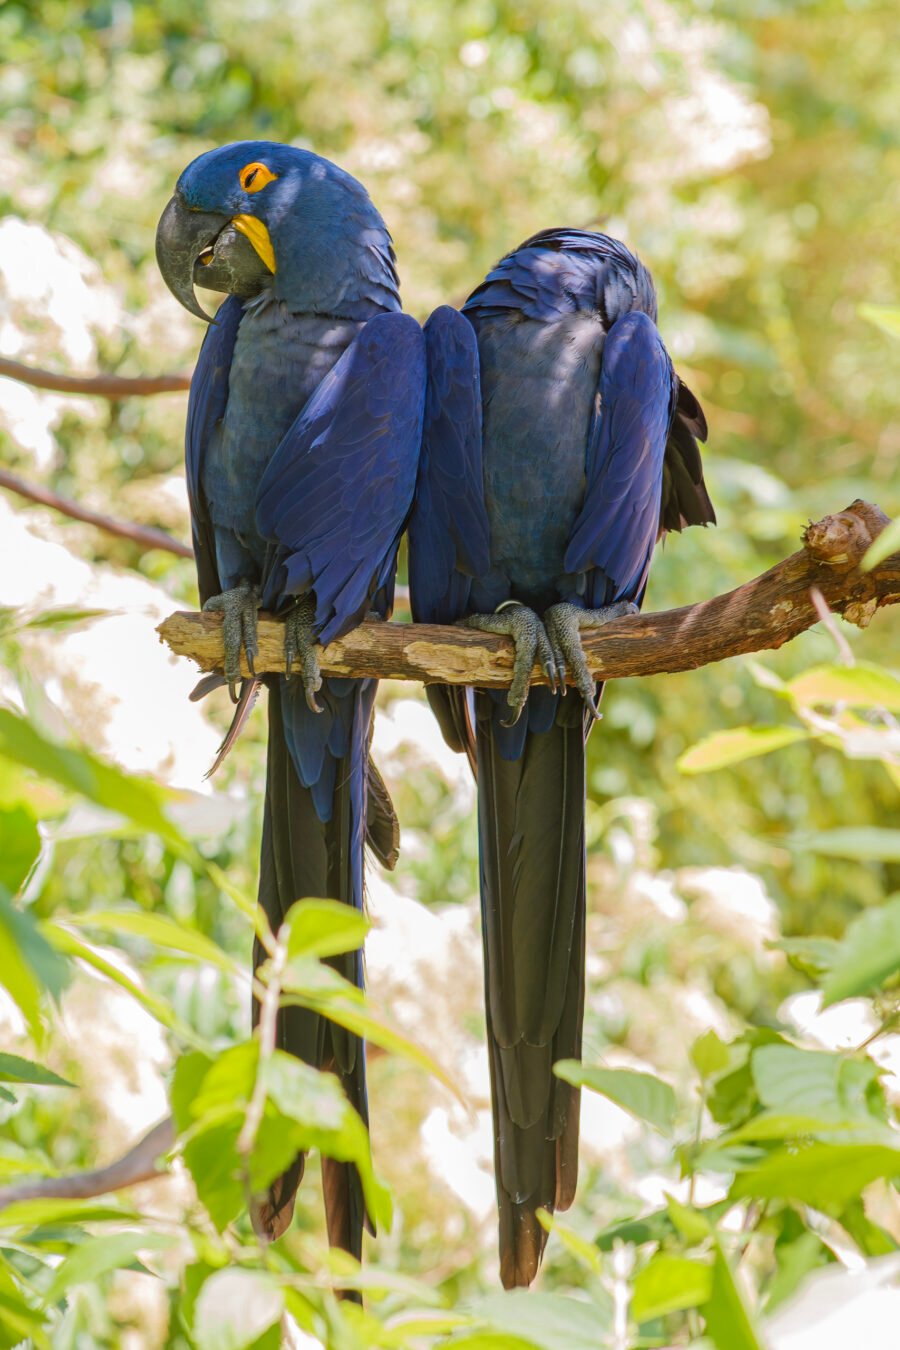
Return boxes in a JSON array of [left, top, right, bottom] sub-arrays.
[[0, 1118, 174, 1211], [0, 469, 194, 558], [158, 501, 900, 685], [0, 355, 190, 398]]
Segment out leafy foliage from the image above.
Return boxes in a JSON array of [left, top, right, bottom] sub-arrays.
[[1, 0, 899, 1345]]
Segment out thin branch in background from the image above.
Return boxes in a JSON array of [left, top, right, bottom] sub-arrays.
[[809, 585, 856, 665], [0, 469, 194, 559], [0, 469, 414, 611], [0, 355, 191, 398], [0, 1117, 174, 1210]]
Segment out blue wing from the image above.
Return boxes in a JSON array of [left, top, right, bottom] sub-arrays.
[[565, 310, 676, 607], [184, 296, 244, 606], [256, 312, 426, 644], [407, 306, 491, 626]]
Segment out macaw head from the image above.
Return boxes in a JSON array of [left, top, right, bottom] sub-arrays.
[[156, 141, 399, 321]]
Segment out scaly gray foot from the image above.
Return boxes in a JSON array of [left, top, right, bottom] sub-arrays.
[[461, 601, 559, 725], [284, 594, 323, 714], [202, 581, 261, 701], [544, 600, 639, 719]]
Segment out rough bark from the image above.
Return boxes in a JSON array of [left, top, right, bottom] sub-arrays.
[[158, 502, 899, 687]]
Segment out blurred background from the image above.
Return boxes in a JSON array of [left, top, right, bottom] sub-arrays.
[[1, 1, 898, 1346]]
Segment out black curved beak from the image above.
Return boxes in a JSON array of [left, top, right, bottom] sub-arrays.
[[155, 195, 230, 322]]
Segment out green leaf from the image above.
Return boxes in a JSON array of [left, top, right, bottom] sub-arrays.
[[262, 1051, 392, 1232], [765, 1230, 830, 1312], [0, 1053, 73, 1088], [702, 1241, 764, 1350], [67, 909, 239, 974], [677, 726, 808, 774], [279, 957, 459, 1096], [731, 1142, 900, 1207], [822, 894, 900, 1004], [0, 708, 186, 851], [283, 898, 370, 959], [0, 806, 40, 893], [473, 1290, 611, 1350], [705, 1029, 787, 1128], [181, 1118, 254, 1233], [752, 1043, 882, 1121], [0, 1197, 141, 1227], [861, 517, 900, 571], [0, 1254, 48, 1348], [692, 1030, 732, 1080], [193, 1269, 284, 1350], [21, 607, 110, 631], [632, 1253, 712, 1321], [859, 303, 900, 339], [795, 829, 900, 862], [665, 1193, 713, 1243], [839, 1198, 898, 1257], [785, 663, 900, 712], [42, 923, 207, 1049], [594, 1208, 675, 1251], [535, 1209, 602, 1274], [554, 1061, 676, 1134], [771, 936, 840, 979], [45, 1230, 175, 1300], [171, 1051, 215, 1131], [0, 888, 68, 1036]]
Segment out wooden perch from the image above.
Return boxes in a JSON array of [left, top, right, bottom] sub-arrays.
[[159, 501, 900, 686]]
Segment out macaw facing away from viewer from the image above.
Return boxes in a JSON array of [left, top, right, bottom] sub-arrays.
[[156, 142, 424, 1260], [408, 229, 715, 1288]]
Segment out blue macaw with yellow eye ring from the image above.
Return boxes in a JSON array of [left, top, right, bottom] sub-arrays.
[[156, 141, 424, 1259], [408, 229, 715, 1288]]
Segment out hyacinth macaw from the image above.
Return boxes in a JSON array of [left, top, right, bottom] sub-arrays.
[[408, 229, 715, 1287], [156, 142, 424, 1259]]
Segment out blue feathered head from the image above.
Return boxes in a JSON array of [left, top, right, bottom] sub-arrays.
[[156, 141, 398, 320]]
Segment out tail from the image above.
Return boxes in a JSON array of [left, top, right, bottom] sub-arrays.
[[475, 694, 586, 1288], [252, 675, 375, 1265]]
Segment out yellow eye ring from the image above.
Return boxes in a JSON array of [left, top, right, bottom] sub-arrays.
[[239, 161, 278, 193]]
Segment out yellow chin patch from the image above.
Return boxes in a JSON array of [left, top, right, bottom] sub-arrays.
[[231, 214, 276, 274]]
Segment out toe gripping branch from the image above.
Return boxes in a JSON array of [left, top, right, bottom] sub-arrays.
[[283, 594, 324, 713], [460, 602, 559, 725], [202, 581, 261, 701], [544, 601, 639, 719], [461, 599, 639, 723]]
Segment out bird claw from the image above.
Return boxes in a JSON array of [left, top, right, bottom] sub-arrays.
[[284, 595, 323, 714], [202, 581, 261, 700], [544, 600, 639, 719], [461, 602, 558, 723]]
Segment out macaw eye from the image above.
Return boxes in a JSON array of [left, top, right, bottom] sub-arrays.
[[239, 162, 278, 193]]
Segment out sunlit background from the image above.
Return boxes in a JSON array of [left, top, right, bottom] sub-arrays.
[[1, 2, 899, 1346]]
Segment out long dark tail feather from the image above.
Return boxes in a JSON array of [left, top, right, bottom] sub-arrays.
[[250, 678, 371, 1264], [476, 697, 586, 1288]]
